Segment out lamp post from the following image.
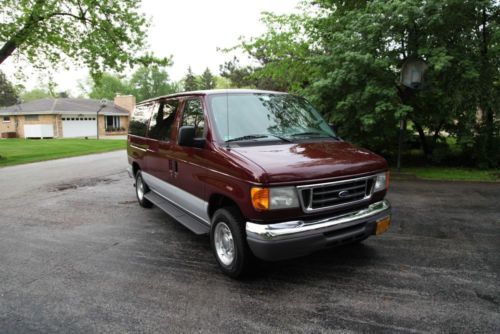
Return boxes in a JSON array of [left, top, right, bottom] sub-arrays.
[[96, 99, 107, 140], [397, 58, 427, 171]]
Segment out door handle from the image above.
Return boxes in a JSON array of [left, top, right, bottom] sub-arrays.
[[169, 160, 178, 178]]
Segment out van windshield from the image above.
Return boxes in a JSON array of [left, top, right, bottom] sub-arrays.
[[209, 93, 336, 143]]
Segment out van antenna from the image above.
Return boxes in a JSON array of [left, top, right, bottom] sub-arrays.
[[225, 90, 230, 149]]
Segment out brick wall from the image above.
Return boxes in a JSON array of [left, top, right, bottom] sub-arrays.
[[114, 95, 136, 115], [55, 115, 62, 137], [1, 115, 58, 138], [0, 116, 17, 136], [98, 115, 106, 136]]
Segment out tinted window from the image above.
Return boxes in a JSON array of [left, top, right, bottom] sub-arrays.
[[129, 103, 154, 137], [148, 100, 179, 141], [181, 99, 204, 138]]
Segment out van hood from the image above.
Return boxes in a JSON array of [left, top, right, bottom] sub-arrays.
[[230, 141, 387, 184]]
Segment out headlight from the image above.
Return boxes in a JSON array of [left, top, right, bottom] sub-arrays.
[[251, 186, 299, 211], [374, 172, 390, 192]]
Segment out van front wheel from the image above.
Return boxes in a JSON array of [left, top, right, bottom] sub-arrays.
[[210, 208, 251, 278]]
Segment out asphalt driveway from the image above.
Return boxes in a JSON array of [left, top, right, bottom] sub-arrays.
[[0, 151, 499, 333]]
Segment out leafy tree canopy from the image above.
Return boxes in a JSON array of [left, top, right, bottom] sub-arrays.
[[0, 71, 19, 107], [21, 88, 54, 102], [88, 73, 132, 101], [233, 0, 499, 167], [183, 66, 200, 91], [89, 65, 177, 102], [0, 0, 169, 78], [129, 65, 177, 102], [200, 68, 216, 90]]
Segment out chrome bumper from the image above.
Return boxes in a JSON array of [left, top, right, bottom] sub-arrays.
[[246, 200, 391, 242]]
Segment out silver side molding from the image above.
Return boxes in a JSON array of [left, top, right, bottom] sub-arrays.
[[141, 172, 210, 224]]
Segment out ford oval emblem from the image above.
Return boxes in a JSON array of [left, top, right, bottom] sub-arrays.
[[338, 190, 350, 198]]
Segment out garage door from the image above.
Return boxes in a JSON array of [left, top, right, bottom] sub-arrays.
[[62, 116, 97, 138]]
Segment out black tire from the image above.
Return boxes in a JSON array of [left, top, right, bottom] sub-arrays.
[[210, 207, 252, 278], [135, 171, 153, 208]]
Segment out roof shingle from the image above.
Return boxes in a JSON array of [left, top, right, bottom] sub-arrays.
[[0, 98, 129, 116]]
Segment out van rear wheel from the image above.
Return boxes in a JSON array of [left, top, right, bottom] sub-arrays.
[[210, 207, 252, 278], [135, 171, 153, 208]]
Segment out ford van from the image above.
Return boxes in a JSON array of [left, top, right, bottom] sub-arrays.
[[127, 90, 391, 277]]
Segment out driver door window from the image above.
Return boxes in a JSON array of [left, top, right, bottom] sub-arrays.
[[181, 99, 205, 138]]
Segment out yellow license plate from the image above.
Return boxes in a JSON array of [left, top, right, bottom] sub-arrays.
[[375, 216, 391, 235]]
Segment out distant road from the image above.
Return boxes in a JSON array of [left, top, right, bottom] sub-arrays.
[[0, 150, 127, 200]]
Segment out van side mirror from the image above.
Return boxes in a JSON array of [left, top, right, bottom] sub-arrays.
[[178, 126, 205, 148]]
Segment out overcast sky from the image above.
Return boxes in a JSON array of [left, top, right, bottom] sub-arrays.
[[1, 0, 299, 96]]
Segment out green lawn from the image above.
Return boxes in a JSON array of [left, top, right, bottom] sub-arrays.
[[0, 139, 126, 167], [394, 167, 500, 182]]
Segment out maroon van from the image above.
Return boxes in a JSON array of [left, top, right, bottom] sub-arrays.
[[127, 89, 391, 277]]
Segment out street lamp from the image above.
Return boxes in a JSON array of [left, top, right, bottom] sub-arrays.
[[397, 58, 427, 171], [96, 99, 108, 140], [401, 58, 428, 90]]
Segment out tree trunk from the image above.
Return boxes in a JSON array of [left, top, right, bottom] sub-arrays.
[[478, 6, 496, 165], [430, 122, 443, 151], [0, 40, 19, 65], [413, 121, 431, 159]]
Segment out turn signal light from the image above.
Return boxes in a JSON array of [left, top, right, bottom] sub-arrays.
[[375, 216, 391, 235], [251, 187, 269, 211]]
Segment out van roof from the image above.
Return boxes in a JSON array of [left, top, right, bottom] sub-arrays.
[[137, 89, 287, 105]]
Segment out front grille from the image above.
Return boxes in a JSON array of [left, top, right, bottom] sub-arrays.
[[297, 176, 375, 213]]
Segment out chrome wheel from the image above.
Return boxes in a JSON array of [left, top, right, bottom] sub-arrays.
[[136, 175, 145, 200], [214, 222, 235, 266]]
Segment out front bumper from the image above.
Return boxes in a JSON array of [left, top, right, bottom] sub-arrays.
[[246, 200, 391, 261]]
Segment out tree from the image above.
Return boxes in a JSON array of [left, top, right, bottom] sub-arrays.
[[20, 88, 53, 102], [233, 0, 499, 166], [183, 66, 200, 91], [130, 65, 176, 102], [0, 71, 19, 107], [88, 65, 178, 102], [219, 56, 288, 91], [200, 68, 216, 90], [88, 73, 132, 100], [219, 57, 254, 88], [0, 0, 168, 78]]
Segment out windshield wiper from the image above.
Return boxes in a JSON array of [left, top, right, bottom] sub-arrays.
[[268, 134, 292, 143], [225, 134, 270, 143], [289, 132, 341, 140], [226, 134, 292, 143]]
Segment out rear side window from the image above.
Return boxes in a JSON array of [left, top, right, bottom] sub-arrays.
[[129, 103, 154, 137], [148, 99, 180, 141], [181, 99, 205, 138]]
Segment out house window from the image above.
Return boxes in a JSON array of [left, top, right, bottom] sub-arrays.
[[106, 116, 121, 131], [2, 116, 10, 122], [25, 115, 39, 121]]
